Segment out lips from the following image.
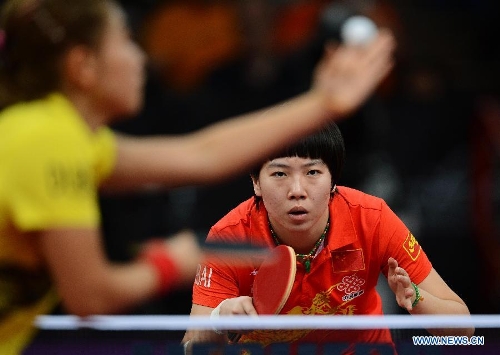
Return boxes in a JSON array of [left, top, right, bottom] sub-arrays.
[[288, 206, 307, 216]]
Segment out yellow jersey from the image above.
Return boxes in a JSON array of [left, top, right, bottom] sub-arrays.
[[0, 93, 117, 354]]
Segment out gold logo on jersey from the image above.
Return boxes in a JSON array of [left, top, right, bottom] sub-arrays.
[[403, 232, 421, 261], [239, 284, 357, 346]]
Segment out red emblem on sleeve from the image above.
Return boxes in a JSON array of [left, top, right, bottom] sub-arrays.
[[331, 249, 365, 273], [403, 232, 421, 261]]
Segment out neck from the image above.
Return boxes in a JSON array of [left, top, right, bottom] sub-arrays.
[[63, 90, 108, 132], [269, 212, 330, 255], [269, 216, 330, 274]]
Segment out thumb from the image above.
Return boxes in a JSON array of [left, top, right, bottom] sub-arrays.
[[387, 257, 398, 276]]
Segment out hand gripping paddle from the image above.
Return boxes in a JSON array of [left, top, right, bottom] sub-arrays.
[[227, 245, 296, 343]]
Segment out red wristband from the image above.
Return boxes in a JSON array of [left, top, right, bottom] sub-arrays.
[[139, 239, 182, 295]]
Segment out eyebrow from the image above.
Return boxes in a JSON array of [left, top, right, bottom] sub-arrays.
[[266, 159, 324, 169]]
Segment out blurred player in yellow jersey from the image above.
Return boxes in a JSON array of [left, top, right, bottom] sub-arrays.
[[0, 0, 395, 353]]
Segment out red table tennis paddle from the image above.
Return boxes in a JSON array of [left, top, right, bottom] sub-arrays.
[[252, 244, 297, 315], [227, 245, 296, 343]]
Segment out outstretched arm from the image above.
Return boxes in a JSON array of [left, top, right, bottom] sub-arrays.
[[182, 297, 256, 350], [103, 30, 395, 191], [387, 257, 474, 337], [39, 227, 201, 316]]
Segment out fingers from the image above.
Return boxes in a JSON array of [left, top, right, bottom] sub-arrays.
[[387, 257, 398, 270], [393, 266, 416, 311], [361, 29, 396, 86], [220, 296, 257, 316], [312, 28, 396, 117], [394, 266, 411, 288], [219, 297, 257, 336], [386, 258, 417, 311], [391, 263, 412, 288], [242, 298, 259, 317], [359, 29, 396, 68], [329, 28, 395, 76], [345, 29, 395, 91]]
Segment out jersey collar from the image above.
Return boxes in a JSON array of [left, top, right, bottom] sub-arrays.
[[326, 189, 359, 251]]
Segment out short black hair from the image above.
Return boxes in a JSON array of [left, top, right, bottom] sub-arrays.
[[250, 122, 345, 187]]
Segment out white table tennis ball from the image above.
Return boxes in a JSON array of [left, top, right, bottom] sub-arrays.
[[340, 15, 378, 46]]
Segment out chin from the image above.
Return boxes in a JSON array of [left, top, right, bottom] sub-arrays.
[[287, 221, 313, 232]]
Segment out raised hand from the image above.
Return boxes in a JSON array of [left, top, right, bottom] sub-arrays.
[[312, 29, 396, 118], [387, 257, 417, 312]]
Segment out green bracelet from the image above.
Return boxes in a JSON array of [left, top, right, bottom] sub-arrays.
[[411, 282, 423, 308]]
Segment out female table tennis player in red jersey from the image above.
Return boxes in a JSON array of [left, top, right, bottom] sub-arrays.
[[183, 122, 473, 351], [0, 0, 396, 353]]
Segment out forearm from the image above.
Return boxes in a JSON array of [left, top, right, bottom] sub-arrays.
[[73, 233, 198, 315], [184, 91, 333, 182], [105, 32, 396, 191], [107, 91, 333, 190], [60, 261, 160, 316], [183, 328, 227, 345], [40, 228, 161, 316], [183, 304, 227, 346], [388, 263, 474, 337], [410, 289, 474, 337]]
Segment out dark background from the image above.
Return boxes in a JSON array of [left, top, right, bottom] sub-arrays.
[[96, 0, 500, 320]]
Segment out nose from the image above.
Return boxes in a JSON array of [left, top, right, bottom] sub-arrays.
[[288, 176, 306, 200]]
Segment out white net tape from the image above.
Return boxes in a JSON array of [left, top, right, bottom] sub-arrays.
[[35, 314, 499, 331]]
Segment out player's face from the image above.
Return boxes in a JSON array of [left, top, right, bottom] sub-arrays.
[[91, 3, 146, 120], [253, 156, 333, 244]]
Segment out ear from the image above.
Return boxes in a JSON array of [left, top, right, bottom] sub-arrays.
[[251, 175, 262, 197], [62, 45, 98, 89]]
